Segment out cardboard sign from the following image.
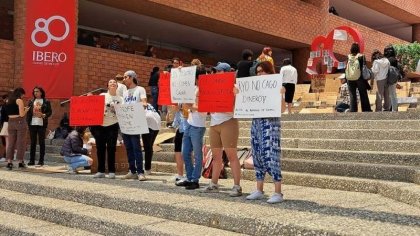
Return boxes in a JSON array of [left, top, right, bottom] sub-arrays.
[[158, 72, 173, 105], [115, 103, 149, 135], [70, 96, 105, 126], [170, 66, 196, 103], [234, 74, 282, 118], [198, 72, 235, 112]]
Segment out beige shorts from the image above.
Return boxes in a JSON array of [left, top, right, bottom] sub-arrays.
[[209, 118, 239, 148]]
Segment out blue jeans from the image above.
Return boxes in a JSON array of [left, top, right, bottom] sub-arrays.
[[122, 134, 144, 174], [182, 123, 206, 182], [64, 155, 90, 170], [151, 86, 159, 111]]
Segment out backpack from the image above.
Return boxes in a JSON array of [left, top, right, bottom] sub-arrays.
[[249, 60, 259, 76], [202, 145, 227, 179], [345, 54, 361, 81], [387, 66, 401, 85]]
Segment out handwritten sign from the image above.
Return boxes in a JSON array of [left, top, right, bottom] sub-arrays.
[[158, 72, 173, 105], [115, 103, 149, 135], [170, 66, 196, 103], [70, 96, 104, 126], [234, 74, 282, 118], [198, 72, 235, 112]]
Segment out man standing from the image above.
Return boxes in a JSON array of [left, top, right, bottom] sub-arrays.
[[279, 58, 298, 114], [122, 70, 148, 181]]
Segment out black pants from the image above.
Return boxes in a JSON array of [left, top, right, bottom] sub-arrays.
[[91, 123, 119, 173], [141, 128, 159, 171], [347, 79, 372, 112], [29, 125, 46, 163]]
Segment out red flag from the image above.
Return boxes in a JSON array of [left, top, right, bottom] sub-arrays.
[[198, 72, 235, 112], [23, 0, 76, 98]]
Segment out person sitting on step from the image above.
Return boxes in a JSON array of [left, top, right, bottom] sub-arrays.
[[60, 126, 93, 174]]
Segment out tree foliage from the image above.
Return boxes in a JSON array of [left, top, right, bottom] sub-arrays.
[[393, 42, 420, 72]]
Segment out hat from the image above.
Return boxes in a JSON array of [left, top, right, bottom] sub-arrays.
[[213, 62, 231, 72], [124, 70, 137, 79]]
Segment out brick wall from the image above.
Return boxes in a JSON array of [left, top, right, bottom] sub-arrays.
[[0, 40, 14, 94], [0, 3, 13, 40]]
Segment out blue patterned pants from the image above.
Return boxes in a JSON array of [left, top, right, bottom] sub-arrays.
[[251, 118, 282, 182]]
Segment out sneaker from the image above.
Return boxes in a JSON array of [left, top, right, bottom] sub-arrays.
[[0, 157, 6, 162], [145, 170, 152, 175], [229, 185, 243, 197], [18, 162, 27, 168], [66, 167, 77, 175], [123, 172, 138, 180], [27, 161, 35, 166], [267, 193, 284, 204], [108, 173, 116, 179], [202, 182, 219, 193], [168, 175, 184, 183], [6, 163, 13, 170], [175, 179, 191, 187], [138, 174, 147, 181], [93, 172, 105, 178], [246, 190, 264, 200], [37, 161, 44, 166], [185, 182, 200, 190]]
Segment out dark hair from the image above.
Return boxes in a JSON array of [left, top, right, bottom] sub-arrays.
[[107, 78, 118, 88], [371, 49, 383, 61], [242, 49, 253, 60], [384, 45, 396, 58], [144, 45, 154, 57], [172, 57, 180, 64], [8, 87, 25, 105], [256, 61, 275, 74], [282, 58, 292, 66], [132, 78, 138, 85], [350, 43, 360, 55], [151, 66, 160, 74], [32, 86, 45, 99], [114, 35, 122, 39]]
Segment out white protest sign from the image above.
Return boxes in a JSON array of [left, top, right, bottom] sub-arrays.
[[234, 74, 282, 118], [333, 29, 348, 41], [115, 103, 149, 135], [170, 66, 196, 103]]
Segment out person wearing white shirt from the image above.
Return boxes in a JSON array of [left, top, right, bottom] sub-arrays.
[[279, 58, 297, 114], [371, 50, 390, 111]]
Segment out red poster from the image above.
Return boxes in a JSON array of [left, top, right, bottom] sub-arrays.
[[198, 72, 235, 112], [70, 96, 105, 126], [158, 72, 174, 105], [23, 0, 76, 98]]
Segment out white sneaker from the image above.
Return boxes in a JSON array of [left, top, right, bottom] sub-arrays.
[[108, 173, 116, 179], [145, 170, 152, 175], [167, 175, 183, 183], [0, 157, 5, 162], [202, 182, 219, 193], [93, 172, 105, 178], [123, 172, 138, 180], [66, 167, 77, 175], [138, 174, 147, 181], [229, 185, 243, 197], [267, 193, 284, 204], [246, 190, 264, 200]]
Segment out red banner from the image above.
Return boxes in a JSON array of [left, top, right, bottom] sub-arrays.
[[23, 0, 76, 99], [198, 72, 235, 112], [158, 72, 174, 105], [70, 96, 104, 126]]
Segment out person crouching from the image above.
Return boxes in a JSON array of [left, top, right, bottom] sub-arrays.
[[60, 126, 93, 174]]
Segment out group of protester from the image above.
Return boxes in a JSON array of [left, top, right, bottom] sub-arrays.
[[336, 43, 406, 112]]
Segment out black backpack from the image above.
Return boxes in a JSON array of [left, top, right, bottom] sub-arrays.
[[387, 66, 401, 85]]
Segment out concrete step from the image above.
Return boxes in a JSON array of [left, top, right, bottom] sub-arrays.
[[0, 210, 100, 236], [282, 138, 420, 153], [0, 188, 244, 236], [282, 120, 420, 130], [0, 171, 419, 235], [281, 111, 420, 121], [24, 152, 64, 163], [151, 154, 420, 184]]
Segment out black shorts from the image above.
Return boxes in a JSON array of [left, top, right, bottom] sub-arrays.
[[174, 129, 184, 152], [283, 83, 295, 103]]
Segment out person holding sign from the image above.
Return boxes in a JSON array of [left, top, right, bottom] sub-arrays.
[[245, 61, 286, 204], [202, 62, 242, 197], [121, 70, 148, 181], [26, 86, 52, 166], [91, 79, 122, 179]]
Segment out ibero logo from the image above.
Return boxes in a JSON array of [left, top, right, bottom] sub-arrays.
[[31, 15, 69, 64]]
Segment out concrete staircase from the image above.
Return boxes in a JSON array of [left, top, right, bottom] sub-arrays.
[[4, 112, 417, 234]]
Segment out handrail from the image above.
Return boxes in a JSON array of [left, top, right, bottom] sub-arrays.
[[60, 87, 107, 106]]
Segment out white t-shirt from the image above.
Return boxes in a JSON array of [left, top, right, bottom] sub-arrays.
[[101, 93, 123, 126], [187, 111, 207, 127], [123, 86, 147, 104], [210, 112, 233, 126], [116, 83, 127, 97], [144, 104, 161, 131], [31, 98, 44, 126], [371, 58, 390, 81], [280, 65, 298, 84]]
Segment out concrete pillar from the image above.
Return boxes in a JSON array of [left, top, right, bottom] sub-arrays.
[[413, 24, 420, 43]]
